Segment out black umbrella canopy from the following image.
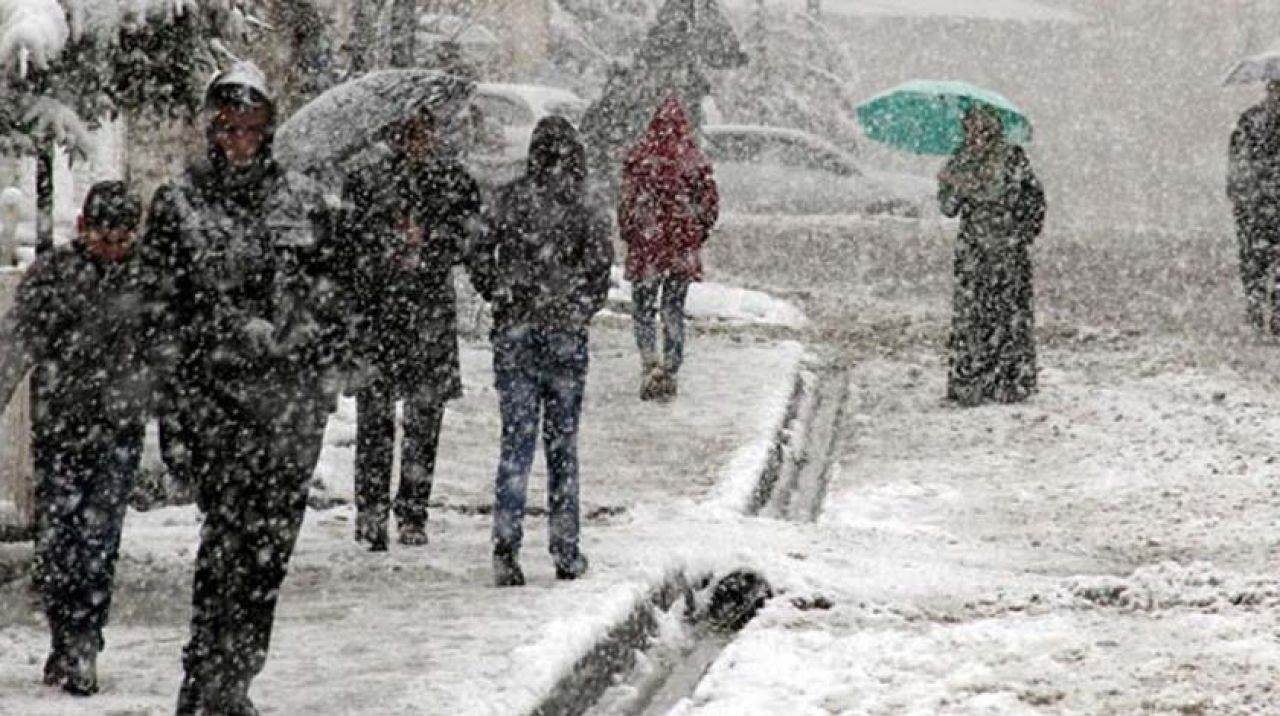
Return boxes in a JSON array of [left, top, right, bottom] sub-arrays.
[[274, 69, 475, 176]]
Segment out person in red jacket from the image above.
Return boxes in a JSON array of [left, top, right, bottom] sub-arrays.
[[618, 95, 719, 401]]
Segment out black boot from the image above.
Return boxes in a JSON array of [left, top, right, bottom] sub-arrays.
[[493, 546, 525, 587], [60, 631, 99, 696], [554, 552, 589, 581], [355, 512, 388, 552], [397, 518, 429, 546]]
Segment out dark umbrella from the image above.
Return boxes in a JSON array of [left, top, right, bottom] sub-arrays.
[[274, 69, 475, 177]]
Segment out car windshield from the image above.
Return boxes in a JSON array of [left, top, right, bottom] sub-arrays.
[[705, 130, 859, 177]]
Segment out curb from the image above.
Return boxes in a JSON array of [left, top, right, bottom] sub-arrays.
[[526, 366, 816, 715]]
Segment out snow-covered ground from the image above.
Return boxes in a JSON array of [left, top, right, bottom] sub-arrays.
[[721, 0, 1083, 23], [668, 344, 1280, 715], [0, 300, 807, 715]]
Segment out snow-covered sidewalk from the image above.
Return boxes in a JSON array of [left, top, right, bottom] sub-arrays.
[[667, 341, 1280, 715], [0, 319, 806, 716]]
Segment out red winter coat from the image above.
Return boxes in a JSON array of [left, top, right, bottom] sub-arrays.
[[619, 97, 719, 282]]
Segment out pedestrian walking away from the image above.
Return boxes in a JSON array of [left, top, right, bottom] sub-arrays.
[[1227, 79, 1280, 336], [618, 95, 719, 402], [338, 103, 488, 552], [473, 116, 613, 586], [938, 105, 1046, 407], [137, 61, 343, 716], [0, 182, 149, 697]]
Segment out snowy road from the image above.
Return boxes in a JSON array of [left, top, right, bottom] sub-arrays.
[[661, 217, 1280, 714]]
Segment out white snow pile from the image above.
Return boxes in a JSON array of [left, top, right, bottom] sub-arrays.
[[1068, 562, 1280, 612], [609, 267, 808, 329], [0, 0, 239, 75]]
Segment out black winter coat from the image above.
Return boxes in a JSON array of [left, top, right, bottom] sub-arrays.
[[479, 176, 613, 334], [1228, 102, 1280, 247], [0, 243, 152, 441], [340, 152, 486, 400], [139, 159, 342, 425], [939, 143, 1046, 406]]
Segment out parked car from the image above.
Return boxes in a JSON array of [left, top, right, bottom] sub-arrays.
[[461, 83, 588, 187], [699, 124, 935, 217]]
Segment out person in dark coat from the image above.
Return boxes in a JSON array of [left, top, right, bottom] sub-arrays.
[[0, 182, 147, 697], [138, 62, 341, 716], [340, 105, 486, 551], [938, 105, 1046, 407], [1227, 80, 1280, 335], [472, 116, 612, 586], [618, 96, 719, 402]]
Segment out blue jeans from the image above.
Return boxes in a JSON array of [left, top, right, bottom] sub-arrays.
[[631, 277, 690, 372], [33, 422, 143, 643], [491, 326, 588, 563]]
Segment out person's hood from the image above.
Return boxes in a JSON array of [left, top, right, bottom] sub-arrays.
[[202, 61, 279, 173], [526, 116, 586, 200], [203, 61, 275, 115]]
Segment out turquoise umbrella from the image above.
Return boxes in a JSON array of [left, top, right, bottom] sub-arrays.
[[855, 79, 1033, 156]]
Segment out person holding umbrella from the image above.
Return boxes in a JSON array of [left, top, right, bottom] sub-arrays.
[[618, 95, 719, 402], [938, 105, 1046, 406], [1227, 79, 1280, 335], [339, 102, 487, 551], [856, 81, 1044, 406]]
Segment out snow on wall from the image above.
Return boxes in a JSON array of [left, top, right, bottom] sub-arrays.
[[0, 268, 33, 532]]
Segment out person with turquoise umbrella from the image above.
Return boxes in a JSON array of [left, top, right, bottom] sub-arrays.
[[857, 80, 1046, 405], [938, 104, 1046, 406]]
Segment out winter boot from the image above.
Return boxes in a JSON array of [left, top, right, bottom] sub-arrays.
[[397, 519, 429, 546], [60, 631, 99, 696], [639, 358, 663, 401], [355, 512, 388, 552], [42, 648, 68, 688], [493, 546, 525, 587], [654, 368, 678, 402], [554, 552, 589, 581]]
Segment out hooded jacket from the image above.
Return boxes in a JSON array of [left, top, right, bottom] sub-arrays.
[[479, 116, 613, 334], [0, 241, 153, 439], [618, 96, 719, 282], [140, 62, 341, 423]]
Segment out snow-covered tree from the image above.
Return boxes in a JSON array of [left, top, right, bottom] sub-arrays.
[[712, 3, 861, 151], [0, 0, 246, 249]]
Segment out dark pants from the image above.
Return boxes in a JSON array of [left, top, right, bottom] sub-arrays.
[[491, 326, 587, 563], [354, 379, 445, 528], [177, 394, 328, 713], [1237, 224, 1280, 333], [33, 421, 143, 649], [631, 276, 690, 372]]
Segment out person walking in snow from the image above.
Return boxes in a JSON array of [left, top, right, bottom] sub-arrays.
[[339, 105, 487, 551], [938, 105, 1046, 407], [1228, 80, 1280, 335], [138, 62, 343, 716], [618, 95, 719, 402], [472, 117, 613, 586], [0, 182, 148, 697]]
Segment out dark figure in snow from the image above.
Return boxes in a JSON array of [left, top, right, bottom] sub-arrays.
[[938, 105, 1046, 407], [0, 182, 147, 697], [1228, 80, 1280, 335], [472, 117, 613, 587], [618, 96, 719, 402], [339, 105, 486, 551], [138, 62, 342, 716]]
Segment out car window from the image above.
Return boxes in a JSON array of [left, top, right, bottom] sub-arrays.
[[472, 94, 534, 127], [544, 100, 586, 124], [703, 132, 765, 163], [766, 136, 859, 177]]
